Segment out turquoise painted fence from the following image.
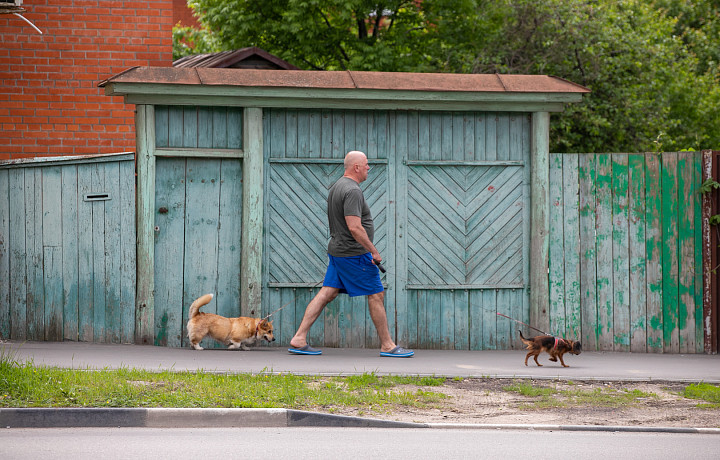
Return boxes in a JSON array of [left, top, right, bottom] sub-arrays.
[[548, 152, 703, 353], [263, 109, 531, 350], [0, 154, 136, 343]]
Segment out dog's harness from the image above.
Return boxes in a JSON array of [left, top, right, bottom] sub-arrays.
[[553, 337, 566, 349]]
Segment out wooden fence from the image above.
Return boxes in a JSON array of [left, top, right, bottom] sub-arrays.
[[548, 152, 703, 353]]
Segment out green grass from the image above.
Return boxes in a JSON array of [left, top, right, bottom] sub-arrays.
[[682, 383, 720, 408], [0, 349, 446, 413], [503, 380, 659, 409]]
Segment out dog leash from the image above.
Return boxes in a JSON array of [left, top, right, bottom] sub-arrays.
[[495, 312, 551, 336]]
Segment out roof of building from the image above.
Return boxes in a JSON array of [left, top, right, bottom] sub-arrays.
[[101, 67, 589, 93], [173, 47, 299, 70]]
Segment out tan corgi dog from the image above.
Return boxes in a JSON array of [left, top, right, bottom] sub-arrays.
[[186, 294, 275, 350]]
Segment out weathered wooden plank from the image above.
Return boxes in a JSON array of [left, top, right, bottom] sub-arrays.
[[473, 113, 486, 161], [441, 289, 455, 349], [182, 106, 198, 148], [43, 246, 63, 341], [521, 114, 531, 338], [405, 290, 418, 348], [563, 153, 582, 341], [103, 162, 122, 343], [548, 153, 566, 336], [350, 296, 365, 348], [463, 113, 474, 161], [510, 288, 525, 349], [529, 112, 550, 333], [135, 105, 156, 345], [0, 169, 9, 339], [678, 151, 696, 353], [645, 153, 663, 352], [60, 166, 79, 341], [354, 110, 368, 154], [485, 114, 497, 160], [452, 112, 464, 161], [9, 169, 26, 340], [212, 107, 228, 149], [509, 114, 524, 162], [41, 166, 63, 341], [396, 113, 412, 346], [661, 152, 680, 353], [183, 158, 221, 348], [119, 159, 136, 344], [26, 168, 44, 340], [153, 158, 185, 347], [77, 165, 94, 341], [628, 154, 647, 352], [454, 289, 469, 350], [168, 106, 184, 147], [198, 106, 213, 149], [91, 163, 106, 343], [284, 109, 298, 158], [344, 110, 357, 153], [595, 154, 614, 350], [227, 107, 243, 149], [154, 105, 169, 148], [496, 113, 510, 161], [331, 110, 345, 159], [241, 108, 264, 317], [694, 152, 704, 353], [496, 289, 511, 349], [579, 153, 598, 349], [480, 289, 497, 349], [216, 159, 243, 320], [612, 154, 630, 351], [384, 112, 400, 343]]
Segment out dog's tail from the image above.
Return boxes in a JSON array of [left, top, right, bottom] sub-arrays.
[[518, 330, 533, 346], [189, 293, 214, 318]]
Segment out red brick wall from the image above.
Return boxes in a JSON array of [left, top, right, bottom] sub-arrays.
[[0, 1, 174, 160]]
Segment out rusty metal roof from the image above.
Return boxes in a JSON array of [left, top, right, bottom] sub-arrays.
[[100, 67, 589, 94]]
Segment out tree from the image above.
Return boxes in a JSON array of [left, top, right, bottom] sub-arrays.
[[174, 0, 719, 153]]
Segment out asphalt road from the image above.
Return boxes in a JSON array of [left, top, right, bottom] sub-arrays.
[[2, 427, 719, 460]]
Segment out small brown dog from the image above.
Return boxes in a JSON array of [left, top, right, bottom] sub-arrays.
[[186, 293, 275, 350], [519, 330, 582, 367]]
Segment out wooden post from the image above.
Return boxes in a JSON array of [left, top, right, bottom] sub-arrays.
[[135, 105, 156, 344], [530, 112, 550, 333], [241, 107, 263, 316]]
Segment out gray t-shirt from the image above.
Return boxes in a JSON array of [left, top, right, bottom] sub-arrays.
[[326, 176, 374, 257]]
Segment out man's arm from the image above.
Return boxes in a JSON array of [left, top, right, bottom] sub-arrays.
[[345, 215, 381, 263]]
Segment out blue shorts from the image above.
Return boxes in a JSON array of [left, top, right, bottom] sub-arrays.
[[323, 253, 384, 297]]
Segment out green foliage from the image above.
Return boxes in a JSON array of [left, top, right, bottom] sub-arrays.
[[174, 0, 720, 153]]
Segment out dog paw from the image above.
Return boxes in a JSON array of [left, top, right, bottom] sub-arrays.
[[192, 345, 204, 350]]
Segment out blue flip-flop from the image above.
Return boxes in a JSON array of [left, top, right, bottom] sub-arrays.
[[288, 344, 322, 355], [380, 346, 414, 358]]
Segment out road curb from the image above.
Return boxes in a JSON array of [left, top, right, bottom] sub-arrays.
[[2, 408, 719, 433], [0, 408, 426, 429]]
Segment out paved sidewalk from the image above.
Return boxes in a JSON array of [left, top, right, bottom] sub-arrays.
[[3, 340, 719, 382], [3, 341, 719, 430]]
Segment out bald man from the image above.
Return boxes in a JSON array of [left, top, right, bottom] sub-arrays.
[[288, 151, 414, 358]]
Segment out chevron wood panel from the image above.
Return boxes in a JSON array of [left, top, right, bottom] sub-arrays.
[[406, 165, 524, 287], [267, 163, 387, 284]]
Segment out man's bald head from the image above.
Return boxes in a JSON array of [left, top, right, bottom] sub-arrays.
[[344, 151, 367, 171]]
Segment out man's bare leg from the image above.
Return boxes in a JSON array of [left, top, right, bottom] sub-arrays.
[[367, 291, 397, 352], [289, 286, 339, 348]]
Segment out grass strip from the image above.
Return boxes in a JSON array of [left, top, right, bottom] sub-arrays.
[[0, 349, 446, 413]]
